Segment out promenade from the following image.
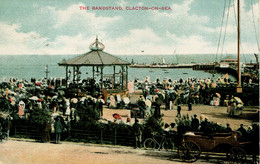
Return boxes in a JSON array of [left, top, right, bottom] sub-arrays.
[[103, 104, 257, 130]]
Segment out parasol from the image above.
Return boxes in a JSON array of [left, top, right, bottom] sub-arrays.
[[215, 93, 221, 98], [145, 99, 152, 108], [8, 90, 17, 95], [71, 98, 78, 104], [52, 112, 60, 118], [113, 113, 121, 119], [123, 97, 130, 105], [80, 97, 87, 102], [35, 82, 41, 85], [29, 96, 39, 101], [52, 95, 58, 99], [130, 97, 136, 104]]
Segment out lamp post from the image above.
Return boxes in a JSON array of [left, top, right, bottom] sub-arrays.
[[68, 70, 71, 80], [67, 70, 71, 88], [45, 65, 50, 79], [78, 71, 81, 84]]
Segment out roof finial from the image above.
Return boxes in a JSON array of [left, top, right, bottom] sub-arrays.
[[95, 35, 98, 48], [90, 36, 105, 51]]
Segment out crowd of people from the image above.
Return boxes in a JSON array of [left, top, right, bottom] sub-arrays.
[[0, 77, 107, 143], [0, 77, 106, 117], [125, 76, 248, 119], [0, 76, 258, 149]]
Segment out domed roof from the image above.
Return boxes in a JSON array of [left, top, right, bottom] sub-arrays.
[[59, 37, 130, 66]]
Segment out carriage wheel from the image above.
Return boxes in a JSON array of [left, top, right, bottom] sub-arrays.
[[144, 138, 156, 150], [229, 147, 246, 163], [178, 141, 201, 163], [162, 139, 174, 151]]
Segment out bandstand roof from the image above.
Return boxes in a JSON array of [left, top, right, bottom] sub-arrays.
[[58, 38, 130, 67]]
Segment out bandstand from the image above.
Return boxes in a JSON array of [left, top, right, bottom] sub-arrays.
[[58, 37, 130, 99]]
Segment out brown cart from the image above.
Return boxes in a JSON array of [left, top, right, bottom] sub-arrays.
[[178, 131, 250, 163]]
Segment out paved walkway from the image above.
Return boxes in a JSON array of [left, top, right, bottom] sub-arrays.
[[0, 139, 234, 164]]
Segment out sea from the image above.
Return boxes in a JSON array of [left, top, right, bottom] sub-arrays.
[[0, 54, 256, 83]]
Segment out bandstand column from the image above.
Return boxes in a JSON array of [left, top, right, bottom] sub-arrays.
[[65, 66, 68, 80], [76, 66, 79, 84], [101, 66, 104, 89], [126, 66, 128, 89], [113, 66, 116, 89], [73, 66, 75, 83], [121, 66, 123, 89], [92, 66, 95, 78]]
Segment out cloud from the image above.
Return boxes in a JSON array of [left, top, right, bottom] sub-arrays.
[[47, 34, 97, 54], [149, 0, 259, 54], [0, 22, 49, 54], [137, 2, 144, 6], [151, 0, 210, 35], [216, 0, 259, 53], [104, 27, 164, 54], [0, 3, 122, 55], [0, 0, 258, 55], [166, 31, 215, 54], [54, 3, 121, 33], [117, 0, 128, 8]]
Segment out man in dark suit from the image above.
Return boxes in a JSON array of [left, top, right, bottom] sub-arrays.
[[54, 117, 63, 144]]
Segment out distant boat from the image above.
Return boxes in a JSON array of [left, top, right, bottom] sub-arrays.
[[164, 72, 169, 73], [183, 72, 188, 74], [162, 57, 166, 64]]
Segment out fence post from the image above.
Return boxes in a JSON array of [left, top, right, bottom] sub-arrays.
[[114, 127, 117, 145], [26, 125, 28, 138], [100, 129, 103, 144]]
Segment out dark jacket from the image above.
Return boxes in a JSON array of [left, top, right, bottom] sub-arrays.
[[54, 119, 63, 133], [133, 122, 142, 136]]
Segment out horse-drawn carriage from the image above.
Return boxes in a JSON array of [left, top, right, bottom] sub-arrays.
[[178, 131, 252, 163]]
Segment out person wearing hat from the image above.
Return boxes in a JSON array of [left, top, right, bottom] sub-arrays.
[[154, 95, 162, 118], [96, 94, 105, 117], [188, 102, 192, 111], [176, 104, 181, 118], [54, 117, 63, 144], [226, 123, 232, 132], [191, 114, 199, 131], [237, 124, 247, 141], [133, 118, 143, 148]]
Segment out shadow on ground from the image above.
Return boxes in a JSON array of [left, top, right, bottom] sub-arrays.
[[141, 150, 256, 164]]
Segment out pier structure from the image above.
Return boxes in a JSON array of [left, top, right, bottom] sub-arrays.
[[130, 62, 216, 69]]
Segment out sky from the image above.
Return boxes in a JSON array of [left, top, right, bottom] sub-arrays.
[[0, 0, 259, 55]]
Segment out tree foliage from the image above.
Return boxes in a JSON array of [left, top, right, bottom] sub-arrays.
[[28, 107, 50, 129], [142, 115, 164, 138]]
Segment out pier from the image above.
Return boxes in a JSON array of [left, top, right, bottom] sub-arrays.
[[130, 63, 217, 70], [192, 63, 215, 70]]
